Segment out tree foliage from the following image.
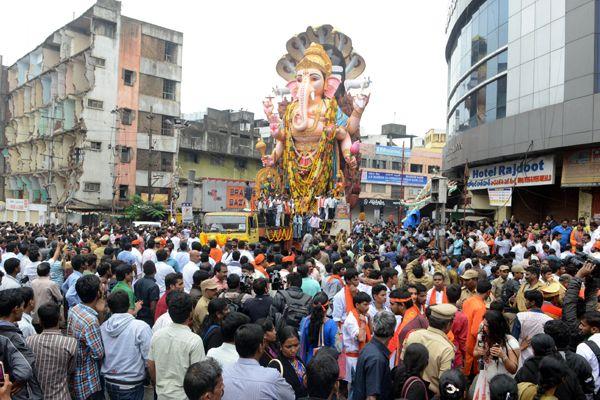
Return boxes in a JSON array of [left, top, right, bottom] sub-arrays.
[[123, 195, 166, 221]]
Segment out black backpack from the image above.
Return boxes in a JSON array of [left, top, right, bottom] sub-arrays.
[[279, 290, 311, 329], [583, 340, 600, 399], [224, 292, 246, 313]]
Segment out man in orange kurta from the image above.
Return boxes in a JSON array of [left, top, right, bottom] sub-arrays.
[[388, 289, 419, 366], [462, 279, 492, 376]]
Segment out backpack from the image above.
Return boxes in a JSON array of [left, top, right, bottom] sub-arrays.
[[223, 292, 246, 313], [584, 340, 600, 399], [202, 324, 220, 343], [280, 290, 311, 329], [401, 376, 429, 400]]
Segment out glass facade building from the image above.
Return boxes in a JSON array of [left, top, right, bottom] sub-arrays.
[[446, 0, 566, 136]]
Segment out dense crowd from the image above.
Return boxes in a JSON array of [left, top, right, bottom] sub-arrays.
[[0, 215, 597, 399]]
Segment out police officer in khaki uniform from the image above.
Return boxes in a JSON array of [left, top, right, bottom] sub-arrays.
[[402, 303, 456, 396], [491, 265, 510, 299], [458, 269, 479, 305], [515, 265, 544, 312]]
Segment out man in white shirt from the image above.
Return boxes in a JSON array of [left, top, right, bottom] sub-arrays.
[[155, 249, 175, 296], [182, 250, 201, 293], [494, 233, 512, 257], [550, 233, 562, 255], [0, 242, 18, 272], [142, 241, 158, 265], [0, 258, 21, 290], [174, 242, 190, 272], [131, 239, 144, 278], [309, 213, 322, 233], [576, 310, 600, 395], [341, 292, 371, 384], [206, 311, 250, 367], [511, 237, 527, 263]]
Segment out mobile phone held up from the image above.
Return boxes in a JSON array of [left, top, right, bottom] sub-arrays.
[[0, 361, 5, 383]]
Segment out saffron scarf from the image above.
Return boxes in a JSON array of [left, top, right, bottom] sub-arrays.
[[351, 309, 372, 351], [428, 288, 448, 306]]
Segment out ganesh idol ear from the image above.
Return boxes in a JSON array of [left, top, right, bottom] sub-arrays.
[[324, 76, 341, 99], [286, 80, 299, 100]]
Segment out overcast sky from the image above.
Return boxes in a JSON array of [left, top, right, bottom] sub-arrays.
[[2, 0, 449, 138]]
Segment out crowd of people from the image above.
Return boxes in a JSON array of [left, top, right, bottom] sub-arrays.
[[0, 214, 597, 399]]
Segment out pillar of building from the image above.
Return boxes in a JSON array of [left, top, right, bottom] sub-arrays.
[[495, 206, 511, 224]]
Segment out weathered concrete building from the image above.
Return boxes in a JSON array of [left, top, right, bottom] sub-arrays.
[[4, 0, 182, 223], [0, 56, 7, 203], [177, 108, 266, 211]]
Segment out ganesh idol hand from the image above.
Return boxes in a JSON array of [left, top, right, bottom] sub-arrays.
[[263, 98, 274, 115], [262, 155, 275, 167], [353, 93, 370, 113], [346, 155, 358, 169]]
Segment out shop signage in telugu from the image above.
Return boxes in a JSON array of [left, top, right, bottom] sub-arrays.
[[467, 156, 554, 189], [362, 171, 427, 187]]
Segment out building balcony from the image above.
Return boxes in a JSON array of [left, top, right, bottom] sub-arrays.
[[178, 134, 261, 159]]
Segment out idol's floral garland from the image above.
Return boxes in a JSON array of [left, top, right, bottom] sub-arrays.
[[283, 98, 338, 215]]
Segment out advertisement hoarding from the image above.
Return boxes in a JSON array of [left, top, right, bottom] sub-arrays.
[[561, 148, 600, 187], [488, 188, 512, 207], [361, 171, 427, 187]]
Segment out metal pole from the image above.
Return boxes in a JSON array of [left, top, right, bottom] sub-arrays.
[[46, 99, 55, 224], [398, 141, 406, 224]]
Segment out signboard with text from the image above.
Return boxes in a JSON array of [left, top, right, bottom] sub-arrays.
[[561, 148, 600, 187], [6, 199, 29, 211], [362, 171, 427, 187], [181, 202, 193, 223], [226, 186, 246, 209], [375, 145, 411, 158], [467, 156, 554, 190], [488, 188, 512, 207]]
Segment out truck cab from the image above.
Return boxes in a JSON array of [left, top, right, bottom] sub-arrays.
[[201, 212, 259, 243]]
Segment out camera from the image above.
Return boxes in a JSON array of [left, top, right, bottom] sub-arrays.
[[566, 252, 600, 277], [239, 274, 254, 294]]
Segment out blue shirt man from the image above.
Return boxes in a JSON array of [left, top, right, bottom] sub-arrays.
[[453, 237, 464, 257], [551, 221, 573, 251], [62, 254, 86, 308]]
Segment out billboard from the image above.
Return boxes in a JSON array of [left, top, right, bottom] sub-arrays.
[[361, 171, 427, 187], [6, 199, 29, 211], [561, 148, 600, 187], [375, 145, 411, 158], [467, 155, 554, 190], [202, 179, 253, 212]]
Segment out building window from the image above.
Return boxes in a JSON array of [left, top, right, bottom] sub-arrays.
[[120, 147, 131, 163], [235, 159, 247, 169], [428, 165, 439, 174], [118, 185, 128, 200], [392, 161, 401, 171], [123, 69, 136, 86], [121, 109, 134, 125], [164, 41, 177, 63], [372, 159, 386, 169], [90, 141, 101, 151], [210, 155, 224, 166], [160, 153, 173, 172], [391, 186, 404, 198], [163, 79, 176, 100], [84, 182, 101, 192], [93, 19, 116, 38], [161, 116, 174, 135], [360, 183, 367, 192], [91, 57, 105, 67], [410, 164, 423, 173], [361, 158, 368, 167], [87, 99, 103, 109], [371, 184, 387, 193]]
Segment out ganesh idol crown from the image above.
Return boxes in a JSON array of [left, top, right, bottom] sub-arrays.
[[256, 25, 371, 215]]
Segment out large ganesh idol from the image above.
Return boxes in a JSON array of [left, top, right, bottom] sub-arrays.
[[261, 26, 369, 214]]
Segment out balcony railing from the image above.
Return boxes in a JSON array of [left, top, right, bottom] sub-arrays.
[[179, 135, 260, 159]]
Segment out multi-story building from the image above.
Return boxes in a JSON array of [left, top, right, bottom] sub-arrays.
[[0, 56, 7, 202], [3, 0, 182, 223], [444, 0, 600, 223], [359, 127, 446, 222], [176, 108, 265, 212]]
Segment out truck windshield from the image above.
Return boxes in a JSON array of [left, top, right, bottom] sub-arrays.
[[203, 215, 247, 233]]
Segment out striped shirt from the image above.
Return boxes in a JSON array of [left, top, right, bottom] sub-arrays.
[[26, 330, 77, 400], [67, 304, 104, 400]]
